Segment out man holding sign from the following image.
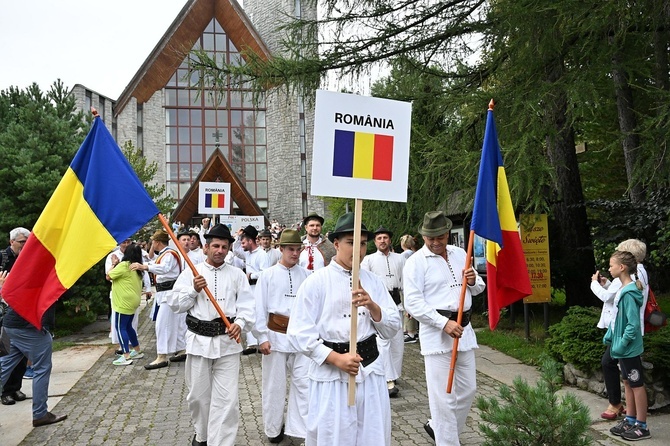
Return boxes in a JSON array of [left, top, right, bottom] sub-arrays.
[[286, 213, 401, 445]]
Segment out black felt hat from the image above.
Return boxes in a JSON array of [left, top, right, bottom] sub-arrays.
[[373, 226, 393, 238], [241, 225, 259, 240], [204, 224, 235, 244], [303, 212, 325, 227], [327, 212, 374, 242]]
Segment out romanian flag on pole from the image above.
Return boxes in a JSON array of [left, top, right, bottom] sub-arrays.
[[2, 117, 159, 329], [470, 101, 532, 330]]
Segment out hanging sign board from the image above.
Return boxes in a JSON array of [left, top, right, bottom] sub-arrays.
[[311, 90, 412, 202]]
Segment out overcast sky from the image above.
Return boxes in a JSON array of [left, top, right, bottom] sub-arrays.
[[0, 0, 189, 98]]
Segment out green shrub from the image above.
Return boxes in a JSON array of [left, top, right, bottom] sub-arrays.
[[642, 324, 670, 386], [546, 306, 603, 374], [476, 358, 591, 446], [55, 259, 109, 334]]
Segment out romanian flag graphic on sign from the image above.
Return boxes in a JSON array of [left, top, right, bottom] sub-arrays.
[[332, 129, 393, 181], [1, 117, 159, 329], [470, 103, 532, 330], [205, 193, 226, 208]]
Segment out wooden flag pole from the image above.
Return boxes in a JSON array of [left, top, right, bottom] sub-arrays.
[[157, 213, 240, 343], [348, 198, 364, 406], [446, 229, 475, 393]]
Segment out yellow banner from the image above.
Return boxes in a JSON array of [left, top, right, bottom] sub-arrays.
[[520, 214, 551, 303]]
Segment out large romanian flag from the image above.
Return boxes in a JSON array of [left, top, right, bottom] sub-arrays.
[[470, 103, 532, 330], [2, 117, 159, 329]]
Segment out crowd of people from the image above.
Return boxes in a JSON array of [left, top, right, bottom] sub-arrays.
[[0, 214, 656, 444]]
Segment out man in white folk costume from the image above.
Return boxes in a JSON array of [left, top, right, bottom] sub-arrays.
[[360, 226, 406, 398], [169, 224, 255, 446], [287, 212, 401, 446], [253, 229, 311, 443]]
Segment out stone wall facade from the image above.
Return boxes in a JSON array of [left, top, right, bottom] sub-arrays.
[[563, 361, 670, 409], [71, 85, 114, 133], [244, 0, 325, 224]]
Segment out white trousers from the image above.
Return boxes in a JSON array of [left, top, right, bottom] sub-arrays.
[[154, 303, 183, 355], [186, 354, 240, 446], [306, 373, 391, 446], [261, 351, 310, 438], [424, 350, 477, 446], [377, 308, 404, 381]]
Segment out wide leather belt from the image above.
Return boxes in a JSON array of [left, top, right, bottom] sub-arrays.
[[186, 314, 235, 337], [155, 280, 176, 292], [322, 334, 379, 367], [437, 308, 472, 327]]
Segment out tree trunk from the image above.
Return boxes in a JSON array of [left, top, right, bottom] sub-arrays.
[[543, 60, 598, 308], [611, 45, 644, 204]]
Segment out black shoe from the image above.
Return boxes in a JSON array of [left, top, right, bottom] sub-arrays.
[[12, 390, 27, 401], [424, 420, 435, 440], [170, 353, 187, 362], [144, 361, 169, 370], [242, 347, 258, 355], [1, 394, 16, 405], [388, 386, 400, 398], [115, 349, 123, 355], [610, 418, 635, 436], [33, 412, 67, 427], [191, 434, 207, 446], [269, 425, 285, 443]]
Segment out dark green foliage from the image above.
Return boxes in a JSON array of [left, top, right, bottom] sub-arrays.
[[476, 358, 591, 446], [0, 81, 88, 233], [61, 260, 110, 323], [546, 306, 603, 374], [120, 141, 174, 241], [641, 324, 670, 386]]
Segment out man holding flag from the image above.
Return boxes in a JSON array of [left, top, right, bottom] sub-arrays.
[[0, 114, 160, 427], [404, 211, 485, 445]]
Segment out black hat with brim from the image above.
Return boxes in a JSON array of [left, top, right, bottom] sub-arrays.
[[373, 226, 393, 238], [204, 224, 235, 244], [241, 225, 259, 240], [327, 212, 374, 243], [303, 212, 325, 227]]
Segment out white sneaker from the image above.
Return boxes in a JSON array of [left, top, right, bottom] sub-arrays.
[[129, 350, 144, 359], [113, 356, 133, 366]]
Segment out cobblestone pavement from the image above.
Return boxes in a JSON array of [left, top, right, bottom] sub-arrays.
[[20, 308, 621, 446]]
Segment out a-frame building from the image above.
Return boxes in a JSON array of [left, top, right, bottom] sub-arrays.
[[74, 0, 323, 226]]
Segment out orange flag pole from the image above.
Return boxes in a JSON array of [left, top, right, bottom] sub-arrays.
[[446, 229, 475, 393], [348, 198, 364, 406], [157, 213, 240, 343]]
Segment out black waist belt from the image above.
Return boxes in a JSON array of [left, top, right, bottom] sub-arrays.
[[389, 288, 402, 305], [322, 334, 379, 367], [155, 280, 176, 292], [437, 309, 472, 327], [249, 278, 258, 285], [186, 314, 235, 337]]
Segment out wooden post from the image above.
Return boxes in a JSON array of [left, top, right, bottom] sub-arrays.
[[157, 213, 239, 343], [348, 199, 363, 406], [446, 229, 475, 393]]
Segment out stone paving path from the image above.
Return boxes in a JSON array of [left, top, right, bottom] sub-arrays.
[[18, 307, 621, 446]]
